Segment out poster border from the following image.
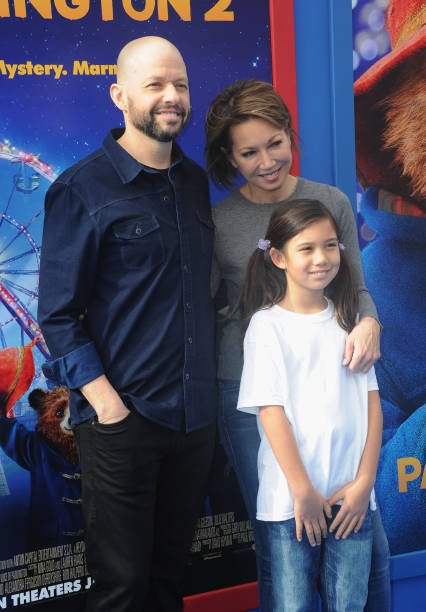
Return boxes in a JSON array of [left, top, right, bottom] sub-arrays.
[[269, 0, 299, 174]]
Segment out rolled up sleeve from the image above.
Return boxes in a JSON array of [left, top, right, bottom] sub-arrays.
[[38, 180, 104, 387], [42, 341, 104, 389]]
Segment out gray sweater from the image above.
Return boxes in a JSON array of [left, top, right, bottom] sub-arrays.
[[211, 177, 378, 380]]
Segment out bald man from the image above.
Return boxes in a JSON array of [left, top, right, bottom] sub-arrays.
[[38, 37, 216, 611]]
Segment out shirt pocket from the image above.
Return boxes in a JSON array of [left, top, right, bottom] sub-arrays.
[[196, 209, 214, 255], [112, 215, 165, 270]]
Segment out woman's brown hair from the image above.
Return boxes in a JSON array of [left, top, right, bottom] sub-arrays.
[[205, 79, 296, 189]]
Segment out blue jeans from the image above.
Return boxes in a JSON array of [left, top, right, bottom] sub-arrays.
[[267, 509, 373, 612], [218, 379, 272, 611], [217, 379, 391, 612]]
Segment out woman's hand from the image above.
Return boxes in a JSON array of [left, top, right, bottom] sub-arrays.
[[327, 476, 373, 539], [343, 316, 381, 373], [294, 488, 331, 546]]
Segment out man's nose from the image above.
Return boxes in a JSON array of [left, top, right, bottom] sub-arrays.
[[162, 83, 179, 103]]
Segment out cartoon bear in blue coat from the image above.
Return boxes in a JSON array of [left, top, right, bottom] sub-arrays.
[[0, 378, 83, 549], [354, 0, 426, 554], [359, 188, 426, 554]]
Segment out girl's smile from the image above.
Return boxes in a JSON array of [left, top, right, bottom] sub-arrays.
[[271, 218, 341, 312]]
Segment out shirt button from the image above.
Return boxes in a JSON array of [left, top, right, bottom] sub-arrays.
[[163, 195, 169, 202], [183, 265, 189, 273], [185, 302, 191, 310], [185, 373, 190, 380], [188, 336, 193, 344], [135, 226, 142, 235]]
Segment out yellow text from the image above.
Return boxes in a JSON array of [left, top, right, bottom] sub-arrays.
[[0, 0, 234, 21], [397, 457, 426, 493]]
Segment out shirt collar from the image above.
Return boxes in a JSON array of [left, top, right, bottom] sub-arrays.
[[102, 128, 185, 184]]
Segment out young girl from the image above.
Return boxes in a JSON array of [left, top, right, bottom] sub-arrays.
[[237, 199, 383, 611]]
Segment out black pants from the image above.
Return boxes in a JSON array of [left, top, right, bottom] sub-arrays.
[[75, 411, 216, 612]]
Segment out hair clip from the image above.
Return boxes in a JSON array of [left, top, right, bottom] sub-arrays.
[[258, 239, 271, 251], [339, 242, 345, 251]]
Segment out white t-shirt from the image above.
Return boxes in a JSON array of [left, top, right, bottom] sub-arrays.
[[237, 299, 378, 522]]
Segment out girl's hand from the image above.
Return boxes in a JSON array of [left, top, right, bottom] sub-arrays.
[[294, 488, 331, 546], [343, 316, 380, 373], [327, 476, 373, 539]]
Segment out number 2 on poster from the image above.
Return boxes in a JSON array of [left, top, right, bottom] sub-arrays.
[[204, 0, 234, 21]]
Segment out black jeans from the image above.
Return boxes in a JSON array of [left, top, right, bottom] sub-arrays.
[[75, 411, 216, 612]]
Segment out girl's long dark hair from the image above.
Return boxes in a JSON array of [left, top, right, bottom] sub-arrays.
[[239, 199, 359, 336]]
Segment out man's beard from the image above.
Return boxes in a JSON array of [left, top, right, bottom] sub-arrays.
[[129, 102, 190, 143]]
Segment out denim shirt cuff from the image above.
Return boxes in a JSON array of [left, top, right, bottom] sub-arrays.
[[42, 342, 104, 389]]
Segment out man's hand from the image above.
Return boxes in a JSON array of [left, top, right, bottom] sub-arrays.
[[80, 375, 130, 424], [96, 402, 130, 425], [294, 488, 331, 546], [327, 475, 373, 539], [343, 316, 381, 373]]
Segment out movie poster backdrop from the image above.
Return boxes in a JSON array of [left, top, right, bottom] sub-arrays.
[[2, 1, 423, 609], [0, 1, 275, 608], [352, 0, 426, 557]]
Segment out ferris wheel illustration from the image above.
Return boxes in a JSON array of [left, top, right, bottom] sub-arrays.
[[0, 141, 57, 496], [0, 140, 54, 359]]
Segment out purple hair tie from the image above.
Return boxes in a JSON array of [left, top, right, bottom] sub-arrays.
[[258, 239, 271, 251]]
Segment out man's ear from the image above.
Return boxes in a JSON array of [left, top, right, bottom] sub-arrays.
[[270, 247, 286, 270], [110, 83, 127, 112]]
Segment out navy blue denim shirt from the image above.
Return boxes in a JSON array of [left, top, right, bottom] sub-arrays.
[[38, 129, 217, 432]]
